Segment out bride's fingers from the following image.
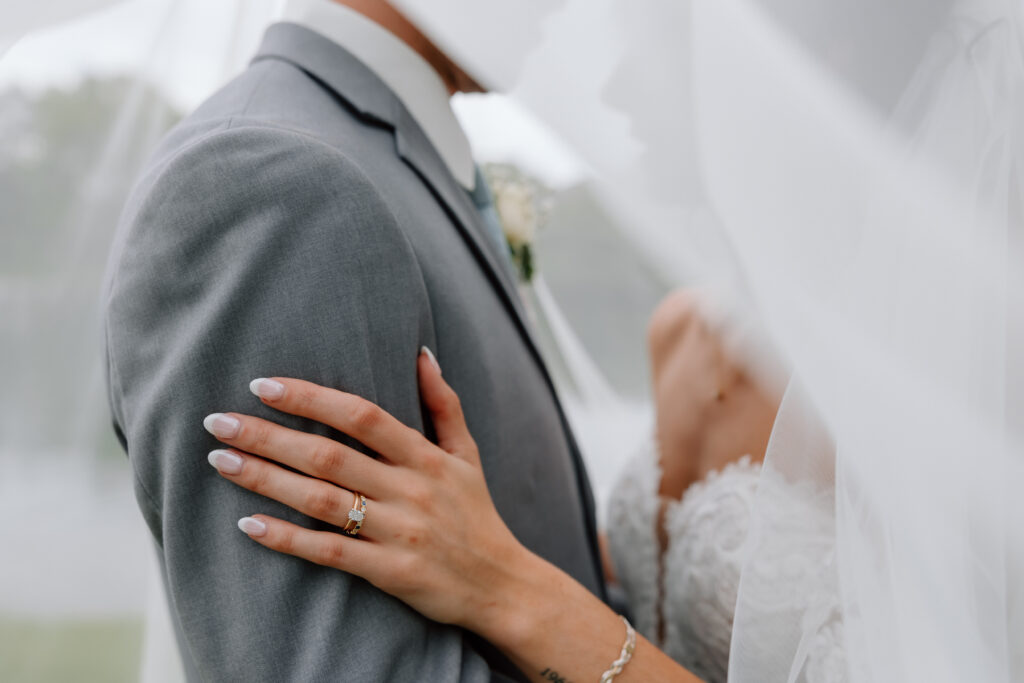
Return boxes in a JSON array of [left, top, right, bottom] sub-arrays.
[[203, 413, 390, 496], [417, 348, 477, 461], [207, 449, 395, 540], [237, 514, 379, 574], [248, 377, 425, 466]]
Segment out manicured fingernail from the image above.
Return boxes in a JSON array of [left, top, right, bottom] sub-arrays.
[[238, 517, 267, 537], [250, 378, 286, 401], [203, 413, 240, 438], [207, 449, 244, 475], [420, 346, 441, 374]]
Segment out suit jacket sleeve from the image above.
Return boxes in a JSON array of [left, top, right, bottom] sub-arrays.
[[105, 125, 523, 682]]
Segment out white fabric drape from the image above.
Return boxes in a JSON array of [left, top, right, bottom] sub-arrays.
[[500, 0, 1024, 679], [1, 2, 123, 55], [1, 3, 279, 680], [695, 2, 1023, 680], [5, 0, 1022, 680]]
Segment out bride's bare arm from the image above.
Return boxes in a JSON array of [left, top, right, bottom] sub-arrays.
[[203, 350, 699, 683]]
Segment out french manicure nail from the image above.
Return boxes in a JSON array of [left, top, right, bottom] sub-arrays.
[[207, 449, 244, 475], [203, 413, 240, 438], [420, 346, 441, 374], [237, 517, 267, 537], [250, 378, 286, 401]]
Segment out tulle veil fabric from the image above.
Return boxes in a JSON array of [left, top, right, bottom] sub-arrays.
[[1, 3, 281, 680], [504, 0, 1024, 679], [4, 0, 1022, 680], [710, 2, 1024, 679]]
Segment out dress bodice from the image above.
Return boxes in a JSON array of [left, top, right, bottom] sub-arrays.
[[606, 444, 847, 682]]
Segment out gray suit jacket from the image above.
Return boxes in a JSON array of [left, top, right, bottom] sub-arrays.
[[104, 22, 605, 682]]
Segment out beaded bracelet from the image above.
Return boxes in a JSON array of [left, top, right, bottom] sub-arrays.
[[599, 616, 637, 682]]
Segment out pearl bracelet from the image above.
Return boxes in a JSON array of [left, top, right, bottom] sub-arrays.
[[599, 616, 637, 682]]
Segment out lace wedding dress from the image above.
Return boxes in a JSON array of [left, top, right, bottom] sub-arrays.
[[606, 444, 847, 682]]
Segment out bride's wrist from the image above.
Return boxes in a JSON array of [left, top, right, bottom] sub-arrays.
[[468, 543, 559, 655], [469, 548, 634, 683]]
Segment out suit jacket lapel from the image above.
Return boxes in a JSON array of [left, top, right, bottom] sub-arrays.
[[253, 22, 544, 380], [390, 106, 533, 331]]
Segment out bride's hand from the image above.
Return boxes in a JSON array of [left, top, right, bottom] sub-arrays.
[[205, 349, 703, 683], [202, 348, 530, 633]]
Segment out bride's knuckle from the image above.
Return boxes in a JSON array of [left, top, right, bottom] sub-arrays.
[[430, 385, 459, 417], [305, 487, 342, 518], [293, 385, 317, 413], [397, 553, 419, 581], [417, 448, 443, 476], [314, 539, 346, 568], [442, 388, 463, 419], [247, 464, 271, 494], [249, 421, 271, 451], [275, 528, 295, 554], [405, 483, 433, 512], [349, 400, 383, 433], [407, 518, 433, 545], [384, 553, 418, 589], [310, 443, 346, 476]]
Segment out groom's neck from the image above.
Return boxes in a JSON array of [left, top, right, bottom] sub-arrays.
[[331, 0, 484, 95]]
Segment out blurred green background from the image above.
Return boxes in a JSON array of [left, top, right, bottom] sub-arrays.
[[0, 618, 143, 682]]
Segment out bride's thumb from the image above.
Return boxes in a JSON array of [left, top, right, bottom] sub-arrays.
[[417, 347, 475, 458]]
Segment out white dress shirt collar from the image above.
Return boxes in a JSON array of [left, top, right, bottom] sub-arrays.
[[282, 0, 476, 190]]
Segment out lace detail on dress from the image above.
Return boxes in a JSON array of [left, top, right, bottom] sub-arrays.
[[730, 465, 848, 683], [606, 441, 664, 642], [662, 456, 760, 683], [606, 445, 848, 682]]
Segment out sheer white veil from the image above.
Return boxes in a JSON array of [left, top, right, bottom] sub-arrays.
[[438, 0, 1024, 679], [5, 0, 1022, 680], [2, 3, 120, 55], [1, 2, 280, 679], [700, 1, 1024, 679]]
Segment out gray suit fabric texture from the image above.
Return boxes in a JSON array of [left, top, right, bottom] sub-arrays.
[[103, 22, 606, 682]]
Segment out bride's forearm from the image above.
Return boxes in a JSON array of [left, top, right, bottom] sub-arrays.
[[470, 546, 699, 683]]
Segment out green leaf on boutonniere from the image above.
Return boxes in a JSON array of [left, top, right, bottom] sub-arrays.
[[484, 162, 552, 283], [509, 242, 534, 282]]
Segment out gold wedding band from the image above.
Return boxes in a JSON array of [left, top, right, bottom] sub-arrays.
[[343, 491, 367, 537]]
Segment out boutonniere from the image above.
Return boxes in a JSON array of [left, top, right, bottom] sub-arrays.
[[484, 163, 553, 282]]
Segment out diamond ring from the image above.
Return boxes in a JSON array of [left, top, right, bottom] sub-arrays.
[[343, 492, 367, 537]]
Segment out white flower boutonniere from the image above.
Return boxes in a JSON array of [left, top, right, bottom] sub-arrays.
[[483, 163, 553, 282]]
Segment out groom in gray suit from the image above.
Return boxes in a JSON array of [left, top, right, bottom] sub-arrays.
[[104, 0, 605, 680]]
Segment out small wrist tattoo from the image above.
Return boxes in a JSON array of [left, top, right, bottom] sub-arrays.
[[539, 667, 572, 683]]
